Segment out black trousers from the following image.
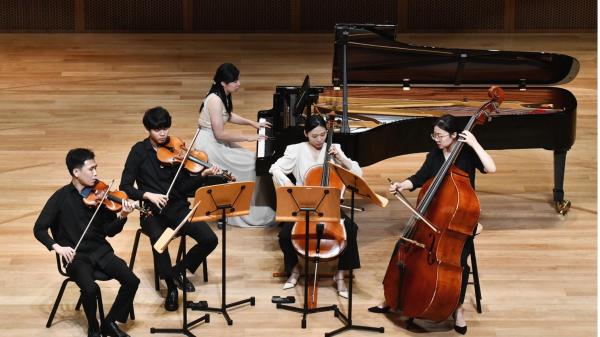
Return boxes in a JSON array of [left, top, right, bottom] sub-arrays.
[[278, 212, 360, 274], [141, 201, 218, 281], [67, 254, 139, 331]]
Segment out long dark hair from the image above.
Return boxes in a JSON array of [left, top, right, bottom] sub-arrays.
[[200, 63, 239, 115], [304, 114, 327, 134]]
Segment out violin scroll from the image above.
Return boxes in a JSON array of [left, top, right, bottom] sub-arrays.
[[475, 86, 504, 125]]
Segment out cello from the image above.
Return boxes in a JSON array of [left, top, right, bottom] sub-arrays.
[[383, 86, 504, 321], [290, 113, 347, 307]]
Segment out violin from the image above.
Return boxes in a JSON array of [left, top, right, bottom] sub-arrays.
[[156, 135, 235, 181], [83, 180, 151, 215]]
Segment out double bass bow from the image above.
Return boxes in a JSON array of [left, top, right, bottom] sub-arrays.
[[383, 86, 504, 322]]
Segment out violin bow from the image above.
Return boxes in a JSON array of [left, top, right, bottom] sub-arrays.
[[164, 128, 201, 199], [67, 179, 115, 267]]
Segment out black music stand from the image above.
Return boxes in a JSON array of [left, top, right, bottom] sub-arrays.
[[151, 204, 210, 337], [325, 162, 386, 337], [274, 186, 342, 329], [189, 182, 255, 325]]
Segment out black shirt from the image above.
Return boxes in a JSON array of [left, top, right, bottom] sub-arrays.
[[407, 146, 485, 190], [119, 138, 222, 214], [33, 183, 127, 266]]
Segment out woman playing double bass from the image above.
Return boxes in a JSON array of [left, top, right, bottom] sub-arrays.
[[269, 114, 361, 298], [370, 114, 496, 334]]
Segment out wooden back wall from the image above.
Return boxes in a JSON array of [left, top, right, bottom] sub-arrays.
[[0, 0, 596, 33]]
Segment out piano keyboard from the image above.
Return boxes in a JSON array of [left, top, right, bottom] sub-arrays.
[[257, 117, 274, 158]]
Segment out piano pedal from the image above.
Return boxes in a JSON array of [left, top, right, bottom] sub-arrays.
[[555, 200, 571, 215]]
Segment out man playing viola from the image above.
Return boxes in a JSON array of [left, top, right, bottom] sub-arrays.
[[120, 106, 226, 311], [34, 148, 139, 337]]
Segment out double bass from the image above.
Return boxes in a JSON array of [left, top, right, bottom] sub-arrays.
[[383, 87, 504, 321]]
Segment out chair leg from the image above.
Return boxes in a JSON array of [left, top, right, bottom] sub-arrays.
[[152, 249, 160, 291], [75, 291, 83, 311], [97, 288, 105, 324], [129, 303, 135, 321], [176, 238, 185, 262], [175, 237, 208, 283], [470, 240, 483, 314], [46, 279, 71, 328], [128, 229, 142, 269]]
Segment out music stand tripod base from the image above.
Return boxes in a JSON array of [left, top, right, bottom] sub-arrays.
[[190, 182, 256, 325], [274, 186, 342, 329], [325, 162, 386, 336], [196, 204, 256, 325]]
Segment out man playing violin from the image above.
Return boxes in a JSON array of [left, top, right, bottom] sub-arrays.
[[120, 106, 226, 311], [34, 148, 139, 337]]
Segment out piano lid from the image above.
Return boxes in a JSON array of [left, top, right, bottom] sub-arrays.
[[332, 24, 579, 87]]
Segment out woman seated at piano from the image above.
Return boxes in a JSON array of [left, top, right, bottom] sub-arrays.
[[369, 114, 496, 335], [269, 114, 362, 298], [193, 63, 275, 227]]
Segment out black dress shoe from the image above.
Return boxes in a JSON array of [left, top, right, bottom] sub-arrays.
[[101, 320, 130, 337], [454, 324, 467, 335], [165, 287, 179, 311], [172, 272, 195, 292], [452, 309, 467, 334], [368, 305, 390, 314], [88, 327, 101, 337]]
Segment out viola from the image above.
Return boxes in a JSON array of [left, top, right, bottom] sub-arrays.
[[156, 135, 235, 182], [83, 180, 151, 215]]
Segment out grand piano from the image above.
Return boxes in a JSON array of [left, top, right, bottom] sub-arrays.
[[256, 24, 578, 214]]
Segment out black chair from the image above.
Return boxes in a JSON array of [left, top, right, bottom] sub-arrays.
[[128, 227, 208, 291], [46, 254, 135, 328], [467, 236, 483, 314]]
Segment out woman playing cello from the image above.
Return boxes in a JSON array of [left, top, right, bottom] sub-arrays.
[[269, 114, 361, 298], [370, 114, 496, 334]]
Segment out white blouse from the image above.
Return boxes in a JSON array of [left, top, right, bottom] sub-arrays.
[[269, 142, 362, 186]]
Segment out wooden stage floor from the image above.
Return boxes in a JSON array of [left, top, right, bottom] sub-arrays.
[[0, 33, 596, 336]]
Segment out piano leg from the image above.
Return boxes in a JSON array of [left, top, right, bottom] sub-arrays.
[[553, 150, 571, 215]]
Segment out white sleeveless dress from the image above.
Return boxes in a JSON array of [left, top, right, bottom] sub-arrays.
[[193, 93, 276, 227]]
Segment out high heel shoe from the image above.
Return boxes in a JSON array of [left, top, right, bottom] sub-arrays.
[[283, 272, 300, 290], [453, 309, 467, 335], [333, 275, 349, 299], [454, 324, 467, 335], [368, 305, 390, 314]]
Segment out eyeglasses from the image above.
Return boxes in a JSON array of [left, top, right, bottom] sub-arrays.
[[430, 133, 450, 141]]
